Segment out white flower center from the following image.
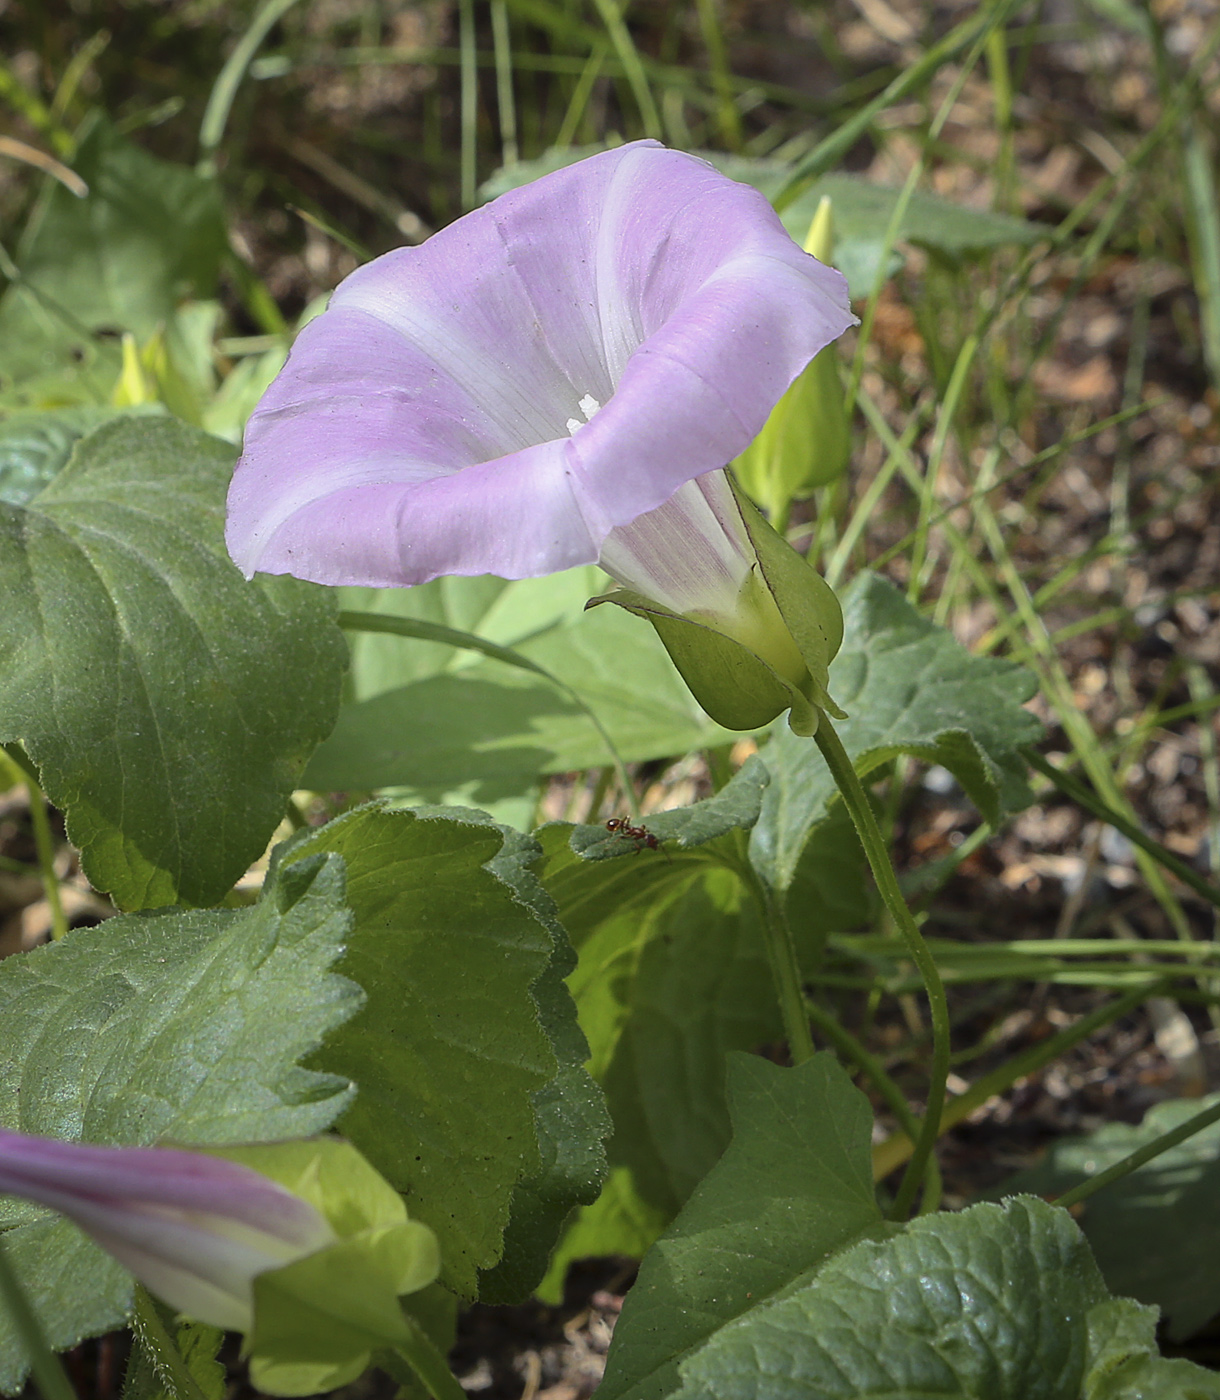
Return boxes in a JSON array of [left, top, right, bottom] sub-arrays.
[[565, 393, 602, 436]]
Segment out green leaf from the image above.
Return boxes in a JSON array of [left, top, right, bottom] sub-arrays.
[[284, 806, 584, 1298], [995, 1095, 1220, 1341], [0, 115, 226, 408], [305, 573, 738, 803], [536, 1167, 669, 1305], [540, 829, 778, 1219], [672, 1197, 1108, 1400], [784, 798, 872, 948], [598, 1054, 884, 1400], [0, 853, 361, 1390], [0, 415, 347, 908], [0, 407, 129, 507], [567, 754, 768, 860], [1084, 1298, 1220, 1399], [768, 171, 1050, 297], [476, 825, 610, 1304], [750, 570, 1041, 893], [544, 770, 865, 1270]]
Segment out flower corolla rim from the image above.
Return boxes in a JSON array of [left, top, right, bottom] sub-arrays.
[[225, 140, 856, 588]]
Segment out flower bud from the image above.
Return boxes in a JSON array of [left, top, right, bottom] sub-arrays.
[[591, 468, 845, 735], [0, 1132, 441, 1397], [0, 1129, 335, 1334], [732, 197, 852, 524]]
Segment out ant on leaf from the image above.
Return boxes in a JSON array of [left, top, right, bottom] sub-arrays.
[[605, 816, 666, 856]]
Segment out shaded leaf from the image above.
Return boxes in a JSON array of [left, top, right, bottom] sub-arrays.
[[1084, 1298, 1220, 1399], [0, 407, 129, 507], [598, 1054, 884, 1400], [995, 1095, 1220, 1341], [285, 806, 577, 1297], [536, 1167, 669, 1305], [0, 116, 225, 408], [476, 824, 610, 1304], [0, 415, 346, 908], [672, 1198, 1107, 1400], [751, 571, 1040, 893], [540, 830, 776, 1220], [306, 575, 738, 805]]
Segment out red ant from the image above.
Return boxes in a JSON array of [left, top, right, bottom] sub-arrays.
[[605, 817, 664, 855]]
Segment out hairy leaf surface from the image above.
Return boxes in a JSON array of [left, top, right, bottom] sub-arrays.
[[0, 415, 346, 908]]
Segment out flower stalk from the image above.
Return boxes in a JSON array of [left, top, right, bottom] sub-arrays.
[[811, 718, 951, 1221]]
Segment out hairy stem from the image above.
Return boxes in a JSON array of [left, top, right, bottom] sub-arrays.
[[130, 1287, 211, 1400], [812, 717, 951, 1219], [746, 865, 815, 1066]]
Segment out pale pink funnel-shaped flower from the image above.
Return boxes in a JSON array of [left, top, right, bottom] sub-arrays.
[[0, 1130, 334, 1332], [225, 141, 855, 587]]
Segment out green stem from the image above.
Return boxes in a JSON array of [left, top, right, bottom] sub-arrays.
[[804, 1000, 942, 1213], [377, 1316, 467, 1400], [812, 717, 950, 1220], [130, 1287, 210, 1400], [25, 779, 67, 941], [0, 1238, 77, 1400], [746, 867, 814, 1066], [871, 978, 1167, 1180], [1054, 1097, 1220, 1212]]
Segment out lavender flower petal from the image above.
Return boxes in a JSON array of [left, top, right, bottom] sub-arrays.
[[0, 1130, 334, 1331], [226, 141, 855, 586]]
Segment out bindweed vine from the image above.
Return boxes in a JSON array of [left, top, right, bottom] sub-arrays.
[[0, 45, 1218, 1400]]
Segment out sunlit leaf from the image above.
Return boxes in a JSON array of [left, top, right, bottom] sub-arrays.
[[0, 415, 346, 908]]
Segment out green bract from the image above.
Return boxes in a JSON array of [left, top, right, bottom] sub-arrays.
[[211, 1140, 440, 1397], [588, 477, 845, 735]]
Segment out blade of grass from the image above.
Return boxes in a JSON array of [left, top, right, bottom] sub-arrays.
[[1022, 747, 1220, 915], [1053, 1097, 1220, 1212], [490, 0, 519, 167], [459, 0, 478, 209], [0, 60, 73, 156], [198, 0, 306, 173], [872, 979, 1170, 1180], [0, 1240, 76, 1400], [587, 0, 661, 137], [693, 0, 742, 150], [773, 0, 1026, 207], [553, 44, 608, 150], [50, 29, 110, 127]]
